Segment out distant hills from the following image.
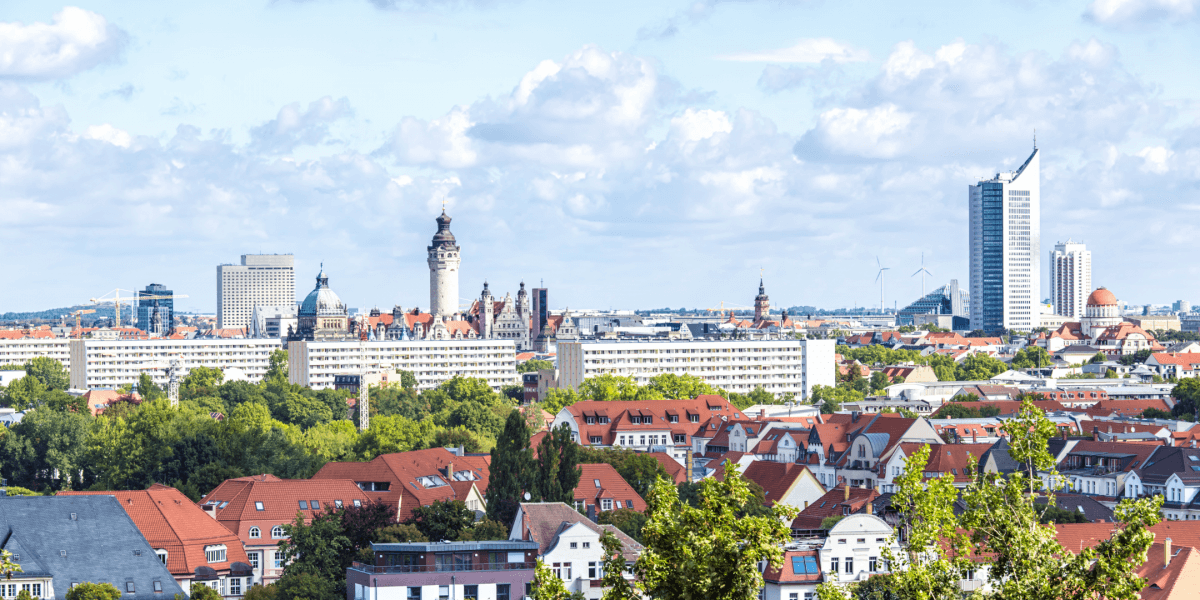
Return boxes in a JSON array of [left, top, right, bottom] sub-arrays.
[[0, 304, 117, 323]]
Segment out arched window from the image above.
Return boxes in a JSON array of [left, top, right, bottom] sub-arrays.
[[272, 526, 286, 539], [249, 527, 261, 539]]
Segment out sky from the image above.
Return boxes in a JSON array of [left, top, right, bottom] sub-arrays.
[[1, 0, 1198, 315]]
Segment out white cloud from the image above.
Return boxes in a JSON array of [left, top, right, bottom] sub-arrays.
[[1086, 0, 1200, 25], [719, 38, 869, 63], [804, 105, 914, 159], [249, 96, 353, 154], [1137, 146, 1173, 173], [84, 124, 132, 148], [670, 109, 732, 142], [0, 7, 125, 79]]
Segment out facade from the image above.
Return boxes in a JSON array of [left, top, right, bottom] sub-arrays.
[[0, 338, 69, 368], [896, 280, 969, 327], [201, 474, 372, 585], [286, 340, 518, 391], [1049, 240, 1091, 319], [762, 548, 823, 600], [312, 448, 490, 522], [67, 338, 280, 390], [289, 268, 353, 342], [1042, 288, 1164, 357], [556, 339, 836, 401], [61, 485, 253, 597], [136, 284, 175, 336], [348, 540, 538, 600], [969, 147, 1040, 332], [817, 514, 901, 588], [217, 254, 295, 330], [0, 495, 186, 600], [249, 305, 297, 340], [508, 503, 642, 600], [428, 211, 461, 319]]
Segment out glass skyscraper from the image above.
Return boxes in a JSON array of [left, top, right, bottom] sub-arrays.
[[969, 148, 1040, 333], [137, 283, 174, 335]]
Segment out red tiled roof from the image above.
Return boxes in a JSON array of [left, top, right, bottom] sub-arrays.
[[791, 485, 879, 530], [563, 396, 743, 448], [201, 474, 372, 547], [900, 443, 992, 482], [61, 484, 249, 578], [575, 463, 646, 512], [1151, 353, 1200, 368], [312, 448, 489, 522], [726, 461, 816, 507], [763, 549, 823, 584], [1094, 399, 1171, 416], [646, 452, 688, 484]]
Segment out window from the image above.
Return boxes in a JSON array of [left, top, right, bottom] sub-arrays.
[[439, 585, 450, 600], [230, 578, 242, 596], [790, 594, 799, 600], [205, 545, 227, 563], [845, 558, 854, 573], [353, 499, 362, 507], [690, 414, 699, 423], [153, 582, 163, 593], [463, 585, 478, 600], [570, 542, 578, 549], [590, 436, 603, 444], [156, 549, 168, 564], [311, 499, 320, 509], [272, 526, 286, 539], [255, 501, 264, 511], [552, 562, 572, 580], [857, 538, 866, 544], [274, 551, 285, 569], [831, 558, 839, 573], [126, 582, 136, 593], [625, 500, 634, 509], [838, 538, 846, 544], [497, 584, 511, 600], [869, 557, 878, 572], [334, 500, 344, 508], [408, 588, 421, 600], [249, 527, 261, 539], [669, 415, 679, 423], [602, 499, 613, 511], [248, 552, 259, 570], [298, 500, 309, 510], [619, 436, 626, 445], [589, 562, 598, 579], [594, 479, 602, 488], [582, 542, 590, 549]]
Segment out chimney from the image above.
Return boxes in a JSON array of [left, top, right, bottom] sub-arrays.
[[973, 430, 978, 444], [1165, 538, 1173, 567], [587, 504, 597, 523], [1092, 426, 1099, 441], [845, 485, 851, 501], [1061, 428, 1067, 441], [446, 461, 454, 478], [867, 500, 873, 515]]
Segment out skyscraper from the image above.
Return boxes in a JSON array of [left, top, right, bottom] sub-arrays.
[[1049, 240, 1091, 318], [532, 286, 549, 352], [137, 283, 174, 335], [969, 147, 1040, 332], [427, 210, 461, 319], [217, 254, 295, 329]]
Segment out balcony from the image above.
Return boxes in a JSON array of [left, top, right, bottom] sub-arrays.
[[348, 561, 536, 574]]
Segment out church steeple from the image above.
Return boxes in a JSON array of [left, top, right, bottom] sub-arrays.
[[754, 278, 770, 323]]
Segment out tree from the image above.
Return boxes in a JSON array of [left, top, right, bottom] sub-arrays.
[[1011, 346, 1051, 369], [518, 359, 555, 374], [542, 388, 582, 415], [955, 353, 1008, 381], [374, 523, 428, 543], [487, 410, 536, 525], [2, 407, 92, 490], [598, 508, 648, 542], [354, 415, 433, 458], [869, 371, 890, 392], [599, 530, 639, 600], [1090, 352, 1108, 364], [819, 515, 844, 530], [273, 572, 336, 600], [396, 370, 418, 390], [534, 423, 581, 504], [1171, 378, 1200, 419], [406, 499, 475, 542], [265, 349, 289, 382], [1141, 407, 1172, 420], [187, 584, 223, 600], [278, 511, 351, 598], [23, 357, 68, 391], [337, 498, 397, 552], [578, 375, 641, 401], [645, 374, 716, 400], [531, 559, 586, 600], [637, 462, 797, 600], [242, 584, 278, 600], [432, 426, 489, 453], [66, 582, 121, 600], [1037, 504, 1089, 524], [578, 447, 670, 499], [181, 366, 224, 400], [1, 375, 45, 411], [457, 518, 510, 541], [137, 373, 164, 402], [0, 549, 22, 580]]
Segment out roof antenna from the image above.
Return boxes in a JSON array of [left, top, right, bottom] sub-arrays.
[[1033, 129, 1037, 150]]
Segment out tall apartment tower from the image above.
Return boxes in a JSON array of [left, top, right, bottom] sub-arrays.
[[1049, 240, 1091, 318], [428, 210, 461, 319], [969, 147, 1040, 333], [217, 254, 295, 329]]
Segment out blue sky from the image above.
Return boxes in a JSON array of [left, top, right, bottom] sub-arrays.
[[1, 0, 1198, 314]]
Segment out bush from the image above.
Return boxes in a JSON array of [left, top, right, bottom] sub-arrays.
[[66, 582, 121, 600]]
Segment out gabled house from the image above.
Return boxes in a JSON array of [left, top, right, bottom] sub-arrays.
[[1052, 440, 1161, 502], [818, 514, 901, 587], [725, 461, 825, 518], [0, 495, 186, 600], [791, 485, 881, 532], [199, 474, 372, 584], [762, 549, 823, 600], [830, 414, 941, 490], [61, 485, 252, 596], [1124, 446, 1200, 521], [573, 463, 646, 514], [752, 427, 812, 464], [878, 443, 993, 492], [509, 503, 642, 600], [311, 447, 490, 522]]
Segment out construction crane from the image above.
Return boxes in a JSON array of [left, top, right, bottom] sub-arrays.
[[70, 309, 96, 329], [89, 289, 188, 329], [704, 301, 751, 314]]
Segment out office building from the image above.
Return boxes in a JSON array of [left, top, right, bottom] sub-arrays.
[[969, 147, 1041, 332], [556, 339, 836, 401], [532, 287, 549, 351], [1049, 240, 1091, 318], [136, 283, 175, 335], [217, 254, 295, 330], [897, 280, 969, 327], [1174, 300, 1192, 314], [68, 338, 282, 389], [287, 340, 518, 391], [428, 211, 461, 318]]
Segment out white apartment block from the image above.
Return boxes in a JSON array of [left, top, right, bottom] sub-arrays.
[[217, 254, 295, 330], [1049, 239, 1092, 319], [969, 147, 1041, 332], [0, 338, 70, 368], [68, 339, 282, 390], [287, 340, 519, 391], [556, 339, 836, 401]]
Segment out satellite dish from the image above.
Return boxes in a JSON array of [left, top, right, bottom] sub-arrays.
[[523, 492, 531, 501]]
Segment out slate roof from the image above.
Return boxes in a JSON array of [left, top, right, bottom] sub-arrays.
[[512, 502, 642, 559], [1033, 493, 1114, 522], [0, 495, 185, 600], [60, 485, 248, 579]]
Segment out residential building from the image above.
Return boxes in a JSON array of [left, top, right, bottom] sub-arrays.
[[0, 338, 70, 369], [508, 503, 642, 600], [136, 284, 176, 336], [286, 340, 518, 391], [67, 338, 281, 390], [969, 147, 1041, 332], [1049, 240, 1091, 319], [1123, 446, 1200, 521], [349, 540, 538, 600], [199, 474, 372, 585], [878, 443, 993, 492], [818, 514, 901, 587], [791, 485, 882, 532], [728, 461, 826, 517], [807, 414, 941, 490], [428, 211, 461, 319], [0, 370, 26, 387], [762, 547, 823, 600], [61, 485, 253, 596], [312, 448, 489, 522], [557, 339, 836, 401], [217, 254, 295, 330], [1148, 353, 1200, 379], [573, 463, 647, 514], [1053, 440, 1160, 500], [0, 495, 186, 600]]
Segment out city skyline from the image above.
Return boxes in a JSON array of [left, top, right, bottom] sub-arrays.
[[2, 1, 1200, 313]]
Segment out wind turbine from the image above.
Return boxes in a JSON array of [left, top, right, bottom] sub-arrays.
[[875, 257, 890, 313], [912, 252, 933, 298]]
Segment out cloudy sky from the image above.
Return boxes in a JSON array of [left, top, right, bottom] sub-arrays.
[[1, 0, 1198, 315]]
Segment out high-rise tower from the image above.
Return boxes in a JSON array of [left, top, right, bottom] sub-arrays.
[[478, 282, 494, 338], [1049, 239, 1091, 318], [969, 147, 1041, 332], [217, 254, 295, 330], [427, 211, 461, 319]]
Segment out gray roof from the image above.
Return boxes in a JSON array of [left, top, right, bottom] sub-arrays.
[[0, 496, 185, 600]]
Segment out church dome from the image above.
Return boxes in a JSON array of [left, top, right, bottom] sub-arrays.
[[299, 268, 346, 317], [1086, 287, 1118, 307]]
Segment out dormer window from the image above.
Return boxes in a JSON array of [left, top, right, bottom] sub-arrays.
[[690, 414, 699, 423], [669, 415, 678, 423]]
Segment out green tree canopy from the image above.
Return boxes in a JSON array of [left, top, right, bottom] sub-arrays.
[[578, 447, 670, 499], [66, 582, 121, 600], [1171, 378, 1200, 420], [955, 353, 1009, 381], [487, 409, 535, 525], [644, 374, 717, 399], [23, 357, 68, 391], [406, 499, 476, 542], [1011, 346, 1051, 369], [518, 359, 555, 374], [533, 423, 581, 504]]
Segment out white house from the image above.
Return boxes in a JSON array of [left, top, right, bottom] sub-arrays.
[[509, 503, 641, 600], [818, 514, 902, 587]]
